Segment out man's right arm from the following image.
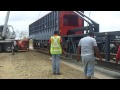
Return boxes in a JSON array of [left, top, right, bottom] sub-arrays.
[[94, 46, 102, 61], [48, 38, 51, 54]]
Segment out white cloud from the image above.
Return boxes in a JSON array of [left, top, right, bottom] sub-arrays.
[[0, 11, 51, 32], [0, 11, 51, 39], [87, 11, 120, 32]]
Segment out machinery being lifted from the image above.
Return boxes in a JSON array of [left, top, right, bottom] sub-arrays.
[[0, 11, 29, 53], [29, 11, 120, 67]]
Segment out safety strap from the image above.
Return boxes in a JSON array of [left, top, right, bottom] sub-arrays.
[[52, 36, 60, 48]]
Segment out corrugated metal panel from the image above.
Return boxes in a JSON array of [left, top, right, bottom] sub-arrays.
[[29, 11, 59, 40]]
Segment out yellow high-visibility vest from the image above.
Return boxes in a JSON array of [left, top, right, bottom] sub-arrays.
[[50, 36, 62, 54]]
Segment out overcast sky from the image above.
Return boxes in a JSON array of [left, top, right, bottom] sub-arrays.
[[0, 11, 120, 34]]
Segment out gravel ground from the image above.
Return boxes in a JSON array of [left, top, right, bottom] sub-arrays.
[[0, 50, 86, 79]]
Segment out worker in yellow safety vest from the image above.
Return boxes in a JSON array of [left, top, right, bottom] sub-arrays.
[[49, 30, 64, 75]]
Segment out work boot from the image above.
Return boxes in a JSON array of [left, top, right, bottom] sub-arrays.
[[56, 72, 61, 75]]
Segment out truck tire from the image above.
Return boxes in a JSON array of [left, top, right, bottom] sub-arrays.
[[4, 44, 12, 52], [0, 45, 2, 53]]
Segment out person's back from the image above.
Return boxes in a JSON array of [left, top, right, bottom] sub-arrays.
[[80, 36, 96, 56]]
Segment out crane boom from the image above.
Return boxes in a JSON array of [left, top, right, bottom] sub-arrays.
[[2, 11, 10, 39]]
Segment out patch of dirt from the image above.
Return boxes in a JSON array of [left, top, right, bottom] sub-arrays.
[[0, 50, 85, 79]]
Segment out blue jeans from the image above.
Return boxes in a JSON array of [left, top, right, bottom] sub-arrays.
[[81, 55, 95, 77], [52, 54, 61, 74]]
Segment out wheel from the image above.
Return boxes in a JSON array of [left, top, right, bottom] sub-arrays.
[[4, 43, 12, 52], [0, 45, 2, 53]]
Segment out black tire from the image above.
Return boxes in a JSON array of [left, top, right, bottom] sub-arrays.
[[0, 45, 2, 53], [4, 44, 12, 52]]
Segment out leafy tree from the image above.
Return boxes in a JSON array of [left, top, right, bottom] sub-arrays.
[[15, 30, 29, 39]]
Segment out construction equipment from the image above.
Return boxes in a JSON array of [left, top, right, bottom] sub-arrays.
[[29, 11, 120, 74], [15, 38, 29, 51], [0, 11, 29, 53], [0, 11, 16, 53], [29, 11, 120, 64]]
